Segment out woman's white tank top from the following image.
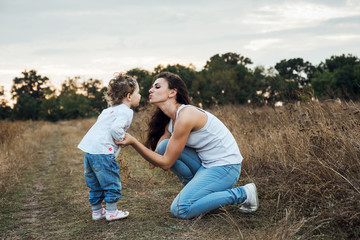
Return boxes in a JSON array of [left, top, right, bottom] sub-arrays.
[[168, 105, 243, 168]]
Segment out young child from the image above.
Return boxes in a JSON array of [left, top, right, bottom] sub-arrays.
[[78, 73, 141, 221]]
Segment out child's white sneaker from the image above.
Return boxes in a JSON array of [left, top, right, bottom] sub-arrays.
[[106, 209, 129, 221], [239, 183, 259, 213], [92, 208, 106, 221]]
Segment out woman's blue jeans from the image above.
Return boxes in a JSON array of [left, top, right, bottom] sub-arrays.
[[84, 153, 122, 206], [157, 139, 247, 219]]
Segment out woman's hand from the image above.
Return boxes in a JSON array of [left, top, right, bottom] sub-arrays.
[[114, 133, 135, 148]]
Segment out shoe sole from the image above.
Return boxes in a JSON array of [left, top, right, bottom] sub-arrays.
[[106, 212, 130, 221], [251, 183, 259, 212], [92, 216, 106, 221], [239, 183, 258, 213]]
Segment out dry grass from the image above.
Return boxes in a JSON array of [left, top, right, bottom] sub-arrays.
[[1, 100, 359, 239], [133, 101, 360, 238], [209, 101, 360, 238], [0, 120, 54, 193]]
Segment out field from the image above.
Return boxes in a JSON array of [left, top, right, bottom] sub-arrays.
[[1, 101, 359, 239]]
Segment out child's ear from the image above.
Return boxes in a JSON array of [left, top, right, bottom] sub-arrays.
[[126, 92, 132, 101]]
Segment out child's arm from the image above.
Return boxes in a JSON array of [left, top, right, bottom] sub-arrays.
[[116, 108, 197, 170], [110, 111, 133, 141]]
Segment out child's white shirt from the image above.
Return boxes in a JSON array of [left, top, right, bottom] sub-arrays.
[[78, 104, 133, 158]]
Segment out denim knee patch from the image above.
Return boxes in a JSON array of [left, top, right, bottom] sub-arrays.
[[170, 196, 193, 219]]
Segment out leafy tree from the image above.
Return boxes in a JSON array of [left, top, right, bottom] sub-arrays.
[[127, 68, 151, 84], [312, 54, 360, 99], [58, 78, 92, 119], [59, 93, 91, 119], [81, 78, 107, 114], [324, 54, 359, 72], [204, 52, 253, 71], [199, 52, 256, 106], [236, 64, 265, 104], [60, 77, 79, 95], [81, 78, 102, 98], [12, 93, 39, 120], [191, 70, 214, 107], [261, 67, 301, 104], [311, 70, 337, 98], [275, 58, 316, 86], [199, 69, 239, 105], [90, 86, 107, 114], [270, 58, 316, 102], [0, 86, 12, 119], [39, 96, 61, 122], [247, 66, 268, 104], [11, 70, 52, 120], [11, 70, 51, 101]]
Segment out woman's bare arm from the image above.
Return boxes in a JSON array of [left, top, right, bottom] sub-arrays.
[[117, 108, 202, 170]]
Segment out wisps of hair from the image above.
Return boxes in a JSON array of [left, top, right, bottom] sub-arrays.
[[104, 73, 137, 106]]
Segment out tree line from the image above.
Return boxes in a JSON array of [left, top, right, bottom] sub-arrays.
[[1, 52, 359, 121]]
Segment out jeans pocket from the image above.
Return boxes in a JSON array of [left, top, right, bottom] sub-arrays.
[[112, 159, 120, 173], [220, 165, 238, 175], [92, 160, 103, 173], [231, 174, 240, 187], [223, 165, 241, 187]]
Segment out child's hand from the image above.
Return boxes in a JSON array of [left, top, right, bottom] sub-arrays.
[[114, 133, 134, 147]]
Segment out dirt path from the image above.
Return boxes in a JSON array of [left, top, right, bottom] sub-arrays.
[[20, 148, 55, 226], [3, 129, 61, 239], [1, 120, 260, 239]]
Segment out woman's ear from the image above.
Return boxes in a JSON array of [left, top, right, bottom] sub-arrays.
[[169, 88, 177, 98]]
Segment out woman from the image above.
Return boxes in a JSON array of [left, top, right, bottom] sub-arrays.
[[117, 72, 258, 219]]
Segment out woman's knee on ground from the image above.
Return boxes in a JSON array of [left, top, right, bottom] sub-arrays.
[[156, 139, 169, 155], [170, 199, 194, 219]]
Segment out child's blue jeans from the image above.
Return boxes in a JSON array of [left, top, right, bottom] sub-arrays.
[[84, 153, 122, 206], [157, 139, 247, 219]]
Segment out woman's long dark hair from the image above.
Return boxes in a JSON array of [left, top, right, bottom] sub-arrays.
[[145, 72, 192, 150]]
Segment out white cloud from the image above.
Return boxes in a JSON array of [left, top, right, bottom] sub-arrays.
[[1, 0, 360, 91], [347, 0, 360, 7], [317, 34, 360, 41], [244, 39, 283, 51], [243, 1, 360, 33]]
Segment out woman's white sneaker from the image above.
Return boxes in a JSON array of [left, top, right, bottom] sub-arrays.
[[239, 183, 259, 213], [106, 209, 129, 221]]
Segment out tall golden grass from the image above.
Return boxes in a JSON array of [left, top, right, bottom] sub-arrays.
[[133, 101, 360, 238], [1, 100, 359, 238], [0, 120, 54, 193], [208, 101, 360, 238]]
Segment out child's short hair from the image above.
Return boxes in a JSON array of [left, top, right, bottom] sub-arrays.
[[104, 73, 137, 106]]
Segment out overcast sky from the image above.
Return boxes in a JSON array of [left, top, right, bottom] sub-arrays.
[[1, 0, 360, 93]]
